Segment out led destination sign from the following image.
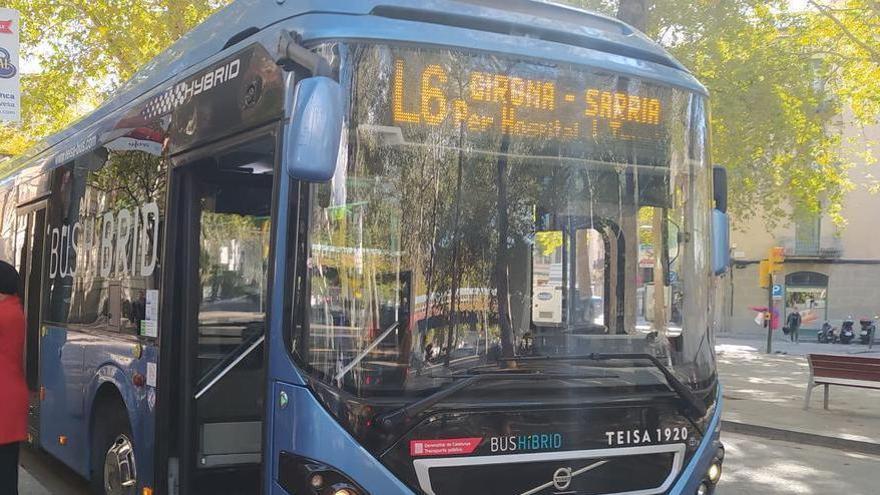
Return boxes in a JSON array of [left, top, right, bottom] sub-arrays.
[[390, 57, 670, 145]]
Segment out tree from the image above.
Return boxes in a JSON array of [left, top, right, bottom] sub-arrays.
[[617, 0, 649, 31], [0, 1, 229, 167], [494, 135, 516, 360], [801, 0, 880, 123], [563, 0, 873, 226], [6, 1, 879, 225], [796, 1, 880, 193]]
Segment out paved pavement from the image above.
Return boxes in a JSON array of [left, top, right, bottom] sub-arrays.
[[716, 335, 880, 446], [19, 446, 88, 495], [717, 432, 880, 495], [720, 333, 880, 358], [19, 470, 51, 495]]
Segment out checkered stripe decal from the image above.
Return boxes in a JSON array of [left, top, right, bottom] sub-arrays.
[[140, 58, 241, 121], [142, 86, 187, 120]]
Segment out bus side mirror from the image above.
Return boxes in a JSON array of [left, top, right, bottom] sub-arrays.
[[712, 166, 730, 275], [712, 210, 730, 275], [713, 166, 728, 214], [285, 77, 344, 182]]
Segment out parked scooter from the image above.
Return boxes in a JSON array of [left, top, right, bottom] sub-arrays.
[[818, 321, 838, 344], [859, 316, 877, 345], [840, 316, 856, 344]]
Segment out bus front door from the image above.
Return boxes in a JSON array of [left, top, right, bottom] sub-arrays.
[[167, 135, 276, 495]]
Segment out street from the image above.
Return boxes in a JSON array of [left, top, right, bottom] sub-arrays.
[[18, 431, 880, 494]]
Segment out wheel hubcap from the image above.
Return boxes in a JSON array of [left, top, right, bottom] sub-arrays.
[[104, 434, 137, 494]]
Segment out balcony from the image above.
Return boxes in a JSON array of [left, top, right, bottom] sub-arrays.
[[779, 236, 843, 259]]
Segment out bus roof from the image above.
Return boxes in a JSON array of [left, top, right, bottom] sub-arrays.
[[3, 0, 702, 180]]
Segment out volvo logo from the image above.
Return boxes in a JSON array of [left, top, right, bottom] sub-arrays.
[[518, 460, 608, 495], [552, 467, 573, 491]]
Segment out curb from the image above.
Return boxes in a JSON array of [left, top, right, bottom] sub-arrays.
[[722, 420, 880, 456]]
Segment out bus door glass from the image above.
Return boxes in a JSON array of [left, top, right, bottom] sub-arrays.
[[178, 135, 275, 494]]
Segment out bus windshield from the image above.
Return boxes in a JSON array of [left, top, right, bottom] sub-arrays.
[[292, 43, 715, 410]]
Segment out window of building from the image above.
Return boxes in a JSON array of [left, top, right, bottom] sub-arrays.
[[784, 271, 828, 329], [794, 204, 821, 255]]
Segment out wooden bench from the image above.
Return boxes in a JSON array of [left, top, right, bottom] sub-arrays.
[[804, 353, 880, 410]]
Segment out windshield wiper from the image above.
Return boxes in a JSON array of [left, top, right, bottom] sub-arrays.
[[503, 353, 708, 418], [374, 370, 611, 431]]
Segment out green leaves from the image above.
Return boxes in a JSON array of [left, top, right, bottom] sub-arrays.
[[564, 0, 878, 227], [0, 0, 229, 164], [4, 0, 878, 228]]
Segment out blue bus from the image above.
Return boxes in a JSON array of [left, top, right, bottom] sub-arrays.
[[0, 1, 730, 494]]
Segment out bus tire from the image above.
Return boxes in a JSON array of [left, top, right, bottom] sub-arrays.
[[90, 402, 137, 495]]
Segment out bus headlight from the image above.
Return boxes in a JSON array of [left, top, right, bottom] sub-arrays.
[[697, 442, 725, 493], [707, 462, 721, 483], [310, 474, 325, 489], [278, 452, 367, 495], [707, 442, 724, 484]]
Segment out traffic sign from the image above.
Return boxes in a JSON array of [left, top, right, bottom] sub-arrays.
[[0, 8, 20, 123], [771, 284, 784, 300]]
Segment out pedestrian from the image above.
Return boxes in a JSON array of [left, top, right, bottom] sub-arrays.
[[786, 308, 802, 344], [0, 260, 27, 495]]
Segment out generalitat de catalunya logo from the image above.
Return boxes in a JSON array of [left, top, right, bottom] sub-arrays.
[[0, 47, 16, 79]]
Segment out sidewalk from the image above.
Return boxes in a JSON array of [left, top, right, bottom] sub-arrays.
[[19, 469, 50, 495], [717, 335, 880, 450], [18, 445, 89, 495]]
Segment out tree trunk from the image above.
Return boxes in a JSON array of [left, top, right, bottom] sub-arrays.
[[617, 0, 650, 33], [496, 135, 516, 362], [444, 143, 466, 366], [577, 229, 593, 301], [652, 208, 668, 333]]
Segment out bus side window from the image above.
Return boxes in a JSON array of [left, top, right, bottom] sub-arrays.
[[531, 227, 608, 333], [43, 140, 168, 337], [637, 206, 684, 332], [572, 228, 606, 329], [532, 230, 564, 327]]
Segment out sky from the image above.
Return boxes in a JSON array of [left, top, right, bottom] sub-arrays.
[[789, 0, 810, 11]]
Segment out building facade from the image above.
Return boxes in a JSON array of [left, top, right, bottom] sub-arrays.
[[720, 117, 880, 336]]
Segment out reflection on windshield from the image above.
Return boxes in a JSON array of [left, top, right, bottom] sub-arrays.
[[294, 44, 714, 400]]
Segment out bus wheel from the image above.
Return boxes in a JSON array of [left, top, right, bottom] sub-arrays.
[[90, 406, 137, 495]]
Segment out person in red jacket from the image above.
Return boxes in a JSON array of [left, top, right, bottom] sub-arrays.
[[0, 260, 27, 495]]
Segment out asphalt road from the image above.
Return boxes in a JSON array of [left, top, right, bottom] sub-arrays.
[[18, 433, 880, 494]]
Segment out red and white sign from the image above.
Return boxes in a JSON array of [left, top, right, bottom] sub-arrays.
[[0, 8, 19, 123], [410, 437, 482, 457]]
